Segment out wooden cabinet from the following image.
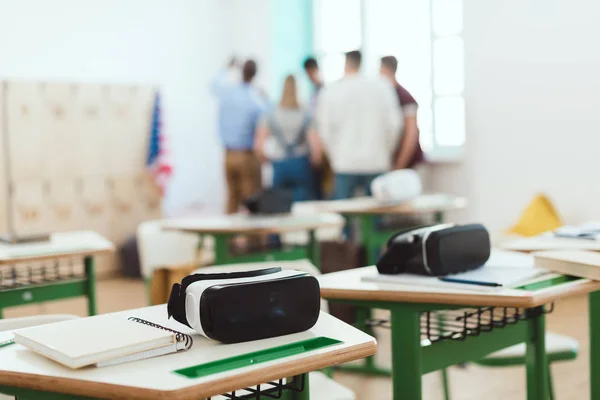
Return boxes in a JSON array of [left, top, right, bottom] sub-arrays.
[[0, 82, 162, 275], [5, 82, 46, 181], [10, 181, 49, 235], [75, 84, 110, 177]]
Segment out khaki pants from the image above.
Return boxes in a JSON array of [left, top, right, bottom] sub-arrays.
[[225, 150, 262, 214]]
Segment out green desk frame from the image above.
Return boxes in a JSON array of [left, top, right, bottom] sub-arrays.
[[341, 210, 444, 376], [208, 230, 321, 267], [0, 256, 97, 319], [0, 373, 310, 400], [326, 289, 600, 400]]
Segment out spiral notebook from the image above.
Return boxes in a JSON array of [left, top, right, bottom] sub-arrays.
[[13, 315, 192, 369]]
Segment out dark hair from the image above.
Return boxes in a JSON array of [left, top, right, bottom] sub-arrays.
[[242, 60, 257, 83], [345, 50, 362, 68], [303, 57, 318, 71], [381, 56, 398, 74]]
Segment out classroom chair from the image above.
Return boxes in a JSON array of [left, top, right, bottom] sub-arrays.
[[474, 332, 578, 400], [0, 314, 80, 400], [136, 220, 210, 301], [422, 329, 577, 400]]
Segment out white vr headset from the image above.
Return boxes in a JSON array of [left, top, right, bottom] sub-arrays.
[[167, 268, 321, 343], [371, 169, 422, 203]]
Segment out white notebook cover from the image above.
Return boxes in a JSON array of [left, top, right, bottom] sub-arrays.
[[13, 315, 175, 369]]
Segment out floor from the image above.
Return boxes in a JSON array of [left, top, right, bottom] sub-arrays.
[[4, 278, 592, 400]]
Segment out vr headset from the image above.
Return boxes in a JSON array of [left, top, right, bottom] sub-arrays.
[[370, 169, 422, 204], [376, 223, 491, 276], [167, 268, 320, 343], [244, 189, 293, 215]]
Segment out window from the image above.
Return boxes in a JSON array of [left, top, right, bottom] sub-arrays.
[[313, 0, 465, 160]]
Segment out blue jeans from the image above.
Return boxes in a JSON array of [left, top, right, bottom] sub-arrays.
[[333, 173, 381, 239], [272, 156, 316, 202], [332, 173, 380, 200]]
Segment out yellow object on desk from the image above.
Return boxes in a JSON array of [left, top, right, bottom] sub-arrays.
[[506, 194, 562, 237]]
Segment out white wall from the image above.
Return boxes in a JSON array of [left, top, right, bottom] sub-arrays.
[[0, 0, 228, 217], [429, 0, 600, 232], [221, 0, 273, 98]]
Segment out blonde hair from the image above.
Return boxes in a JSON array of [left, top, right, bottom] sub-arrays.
[[279, 75, 300, 109]]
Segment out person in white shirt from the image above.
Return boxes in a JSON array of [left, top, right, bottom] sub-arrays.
[[316, 50, 403, 199]]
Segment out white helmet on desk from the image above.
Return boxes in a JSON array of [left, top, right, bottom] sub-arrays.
[[370, 169, 422, 203]]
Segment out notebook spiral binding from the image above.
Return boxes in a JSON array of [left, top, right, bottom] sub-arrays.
[[128, 317, 193, 350]]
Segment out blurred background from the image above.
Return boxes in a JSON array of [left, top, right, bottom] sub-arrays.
[[1, 1, 599, 398], [1, 0, 597, 247]]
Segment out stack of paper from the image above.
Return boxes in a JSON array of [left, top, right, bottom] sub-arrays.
[[552, 222, 600, 240]]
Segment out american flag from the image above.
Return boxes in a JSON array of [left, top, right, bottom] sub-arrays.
[[147, 92, 172, 195]]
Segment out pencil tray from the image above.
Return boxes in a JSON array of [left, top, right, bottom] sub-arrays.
[[367, 304, 555, 344], [0, 258, 86, 290], [207, 374, 306, 400]]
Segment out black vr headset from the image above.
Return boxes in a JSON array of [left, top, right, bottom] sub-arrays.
[[167, 268, 321, 343], [376, 223, 491, 276], [244, 188, 293, 215]]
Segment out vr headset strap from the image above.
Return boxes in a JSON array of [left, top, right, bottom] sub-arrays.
[[167, 267, 283, 328]]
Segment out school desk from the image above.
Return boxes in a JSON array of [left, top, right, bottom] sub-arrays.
[[297, 194, 467, 265], [0, 231, 113, 318], [163, 213, 344, 267], [0, 304, 376, 400], [318, 266, 600, 400], [500, 235, 600, 253]]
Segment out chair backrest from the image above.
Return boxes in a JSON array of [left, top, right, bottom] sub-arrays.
[[136, 220, 201, 279], [0, 314, 80, 333]]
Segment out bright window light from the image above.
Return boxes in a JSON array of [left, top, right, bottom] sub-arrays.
[[435, 96, 465, 146], [313, 0, 465, 160], [433, 37, 464, 96], [320, 53, 346, 83], [314, 0, 362, 54], [432, 0, 463, 36]]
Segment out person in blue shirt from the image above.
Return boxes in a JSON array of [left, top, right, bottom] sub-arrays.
[[212, 59, 266, 214]]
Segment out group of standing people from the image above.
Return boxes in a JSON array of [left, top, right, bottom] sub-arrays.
[[212, 50, 422, 214]]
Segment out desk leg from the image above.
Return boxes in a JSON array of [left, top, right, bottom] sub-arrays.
[[590, 290, 600, 400], [391, 306, 422, 400], [360, 215, 379, 266], [284, 373, 310, 400], [84, 256, 97, 316], [525, 307, 547, 400], [213, 234, 229, 265], [434, 211, 444, 224], [307, 230, 320, 270]]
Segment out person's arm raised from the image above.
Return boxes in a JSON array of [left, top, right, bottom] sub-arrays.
[[211, 57, 238, 98]]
